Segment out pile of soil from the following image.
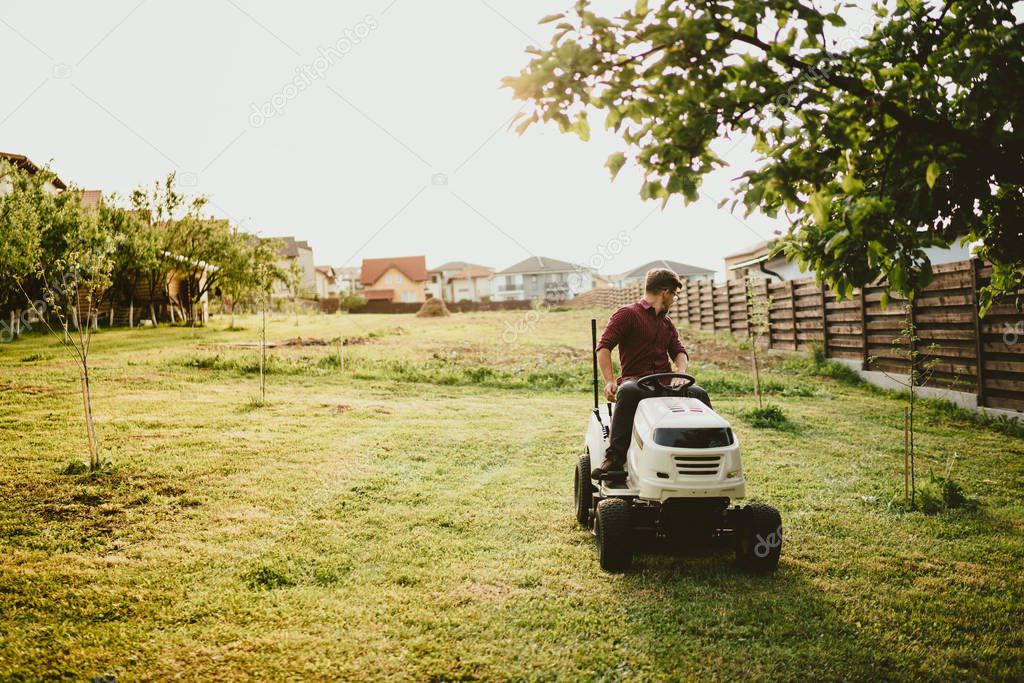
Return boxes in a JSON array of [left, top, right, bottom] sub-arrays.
[[416, 297, 450, 317]]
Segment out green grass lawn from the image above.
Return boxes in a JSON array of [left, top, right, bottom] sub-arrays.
[[1, 309, 1022, 681]]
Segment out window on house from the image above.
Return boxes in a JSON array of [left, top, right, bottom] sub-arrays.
[[402, 291, 415, 303]]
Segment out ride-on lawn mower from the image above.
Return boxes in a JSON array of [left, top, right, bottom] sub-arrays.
[[575, 320, 783, 572]]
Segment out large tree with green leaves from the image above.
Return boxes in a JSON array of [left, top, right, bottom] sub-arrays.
[[130, 173, 235, 325], [0, 160, 44, 339], [0, 163, 117, 470], [505, 0, 1023, 309], [217, 233, 285, 327], [107, 199, 162, 328]]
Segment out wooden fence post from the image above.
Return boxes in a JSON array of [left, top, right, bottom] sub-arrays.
[[725, 282, 733, 334], [860, 287, 869, 368], [787, 280, 795, 349], [971, 258, 985, 406], [820, 282, 829, 356]]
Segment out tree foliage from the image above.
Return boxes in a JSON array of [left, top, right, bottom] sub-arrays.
[[0, 161, 45, 317], [218, 234, 285, 318], [505, 0, 1024, 310]]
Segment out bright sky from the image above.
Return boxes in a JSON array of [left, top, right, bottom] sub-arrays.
[[1, 0, 787, 278]]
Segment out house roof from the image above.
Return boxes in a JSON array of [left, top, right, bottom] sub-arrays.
[[431, 261, 473, 273], [77, 190, 102, 210], [0, 151, 67, 190], [724, 241, 770, 262], [448, 266, 493, 281], [315, 265, 336, 277], [360, 256, 428, 284], [498, 256, 585, 275], [364, 289, 395, 300], [274, 236, 312, 258], [620, 259, 715, 279]]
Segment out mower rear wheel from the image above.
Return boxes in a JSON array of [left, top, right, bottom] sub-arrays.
[[736, 502, 782, 574], [574, 453, 594, 528], [595, 498, 633, 571]]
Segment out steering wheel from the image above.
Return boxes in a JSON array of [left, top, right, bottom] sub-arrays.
[[636, 372, 696, 394]]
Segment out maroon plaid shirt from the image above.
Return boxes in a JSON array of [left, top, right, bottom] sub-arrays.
[[596, 299, 687, 385]]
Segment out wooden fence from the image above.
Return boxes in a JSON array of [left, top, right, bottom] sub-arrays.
[[569, 258, 1024, 413]]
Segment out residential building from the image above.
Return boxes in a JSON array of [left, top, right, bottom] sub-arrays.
[[77, 189, 103, 210], [315, 265, 364, 299], [0, 151, 66, 196], [447, 265, 494, 302], [724, 239, 977, 282], [592, 273, 612, 290], [493, 256, 593, 303], [610, 260, 715, 288], [332, 266, 362, 296], [272, 236, 316, 299], [360, 255, 429, 303], [427, 261, 489, 301], [429, 261, 493, 301], [314, 266, 337, 299]]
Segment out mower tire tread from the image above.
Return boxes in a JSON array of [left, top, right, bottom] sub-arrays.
[[596, 497, 632, 572], [736, 502, 782, 574], [574, 453, 594, 528]]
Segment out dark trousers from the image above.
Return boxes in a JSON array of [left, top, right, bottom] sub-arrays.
[[605, 380, 713, 463]]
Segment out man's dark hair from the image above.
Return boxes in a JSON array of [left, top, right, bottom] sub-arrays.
[[644, 268, 683, 293]]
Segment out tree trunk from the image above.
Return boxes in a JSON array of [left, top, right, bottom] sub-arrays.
[[108, 303, 115, 328], [149, 302, 157, 326], [79, 364, 100, 470], [260, 305, 267, 401], [71, 303, 80, 331], [129, 298, 135, 328], [169, 302, 176, 324], [9, 311, 17, 340], [752, 341, 763, 410]]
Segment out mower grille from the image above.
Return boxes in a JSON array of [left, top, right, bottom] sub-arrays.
[[672, 454, 722, 476]]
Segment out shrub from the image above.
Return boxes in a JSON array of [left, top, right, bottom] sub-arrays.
[[740, 404, 791, 429], [916, 473, 972, 514], [780, 346, 862, 386]]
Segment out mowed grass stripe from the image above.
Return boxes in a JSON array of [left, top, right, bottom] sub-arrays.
[[0, 311, 1022, 680]]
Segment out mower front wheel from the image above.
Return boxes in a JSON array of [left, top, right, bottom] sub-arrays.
[[595, 498, 633, 572], [736, 502, 782, 574]]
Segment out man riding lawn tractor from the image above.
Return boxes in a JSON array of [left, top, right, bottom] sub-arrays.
[[591, 268, 713, 480]]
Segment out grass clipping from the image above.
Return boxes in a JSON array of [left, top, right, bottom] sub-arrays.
[[416, 297, 450, 318]]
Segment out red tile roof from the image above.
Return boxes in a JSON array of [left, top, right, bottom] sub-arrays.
[[77, 190, 102, 210], [0, 151, 67, 190], [364, 289, 395, 301], [360, 256, 428, 285]]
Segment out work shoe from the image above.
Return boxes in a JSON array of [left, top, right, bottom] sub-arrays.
[[591, 457, 624, 479]]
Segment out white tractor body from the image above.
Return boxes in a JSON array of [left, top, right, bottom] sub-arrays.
[[577, 323, 781, 573], [585, 397, 746, 501]]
